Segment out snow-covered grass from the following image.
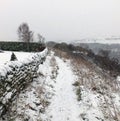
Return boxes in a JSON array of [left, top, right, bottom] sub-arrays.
[[71, 53, 120, 121]]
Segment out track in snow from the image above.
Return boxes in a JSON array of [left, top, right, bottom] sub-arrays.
[[45, 57, 81, 121]]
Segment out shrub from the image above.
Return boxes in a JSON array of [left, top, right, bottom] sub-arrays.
[[10, 53, 17, 61]]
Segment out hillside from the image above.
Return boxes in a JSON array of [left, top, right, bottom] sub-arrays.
[[0, 47, 120, 121]]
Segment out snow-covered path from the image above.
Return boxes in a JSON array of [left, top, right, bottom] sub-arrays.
[[46, 57, 81, 121]]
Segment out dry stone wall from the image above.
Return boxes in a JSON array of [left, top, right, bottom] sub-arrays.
[[0, 48, 48, 116]]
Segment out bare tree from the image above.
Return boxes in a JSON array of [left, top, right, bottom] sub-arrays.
[[17, 23, 34, 51], [37, 33, 45, 45]]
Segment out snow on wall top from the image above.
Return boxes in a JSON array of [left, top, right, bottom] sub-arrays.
[[0, 48, 48, 77]]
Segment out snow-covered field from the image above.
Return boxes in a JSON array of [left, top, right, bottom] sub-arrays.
[[71, 37, 120, 44], [0, 51, 33, 66]]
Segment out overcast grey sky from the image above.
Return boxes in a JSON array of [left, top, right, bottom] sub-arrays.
[[0, 0, 120, 41]]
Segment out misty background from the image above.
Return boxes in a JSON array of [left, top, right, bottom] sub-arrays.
[[0, 0, 120, 42]]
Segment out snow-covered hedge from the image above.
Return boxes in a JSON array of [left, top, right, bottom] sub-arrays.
[[0, 41, 45, 52], [0, 48, 48, 116]]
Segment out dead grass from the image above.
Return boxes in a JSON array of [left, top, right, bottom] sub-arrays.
[[71, 54, 120, 121], [52, 48, 120, 121]]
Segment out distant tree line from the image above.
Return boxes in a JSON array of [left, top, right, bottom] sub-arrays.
[[0, 41, 45, 52]]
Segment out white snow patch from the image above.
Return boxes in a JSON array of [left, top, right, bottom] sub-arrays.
[[79, 87, 104, 121], [0, 51, 32, 66]]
